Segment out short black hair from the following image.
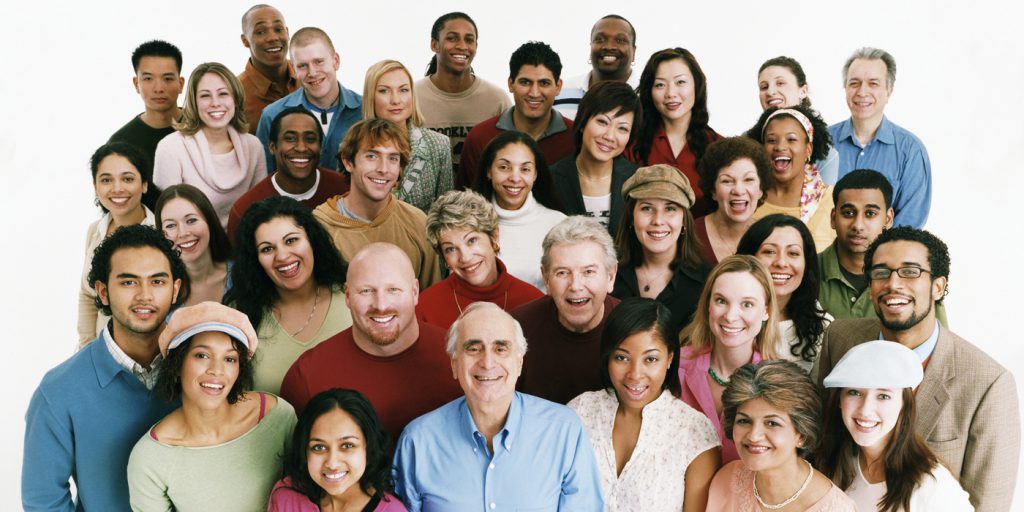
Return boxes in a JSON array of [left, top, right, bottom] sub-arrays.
[[89, 141, 161, 212], [281, 389, 395, 503], [154, 336, 253, 405], [572, 80, 641, 156], [746, 105, 832, 163], [87, 225, 189, 316], [269, 106, 323, 146], [509, 41, 562, 82], [599, 297, 681, 397], [865, 226, 951, 300], [131, 40, 183, 74], [595, 14, 636, 46], [832, 169, 893, 210]]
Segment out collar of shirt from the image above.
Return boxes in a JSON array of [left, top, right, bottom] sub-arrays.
[[244, 58, 298, 97], [836, 115, 895, 148], [103, 324, 162, 389], [299, 82, 360, 113], [272, 169, 320, 201], [495, 108, 569, 139], [880, 321, 939, 362], [459, 392, 524, 454]]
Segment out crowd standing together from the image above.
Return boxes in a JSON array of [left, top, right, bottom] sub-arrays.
[[23, 6, 1020, 512]]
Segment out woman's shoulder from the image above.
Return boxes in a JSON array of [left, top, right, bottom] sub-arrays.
[[567, 389, 615, 417], [268, 477, 319, 512], [912, 463, 974, 511]]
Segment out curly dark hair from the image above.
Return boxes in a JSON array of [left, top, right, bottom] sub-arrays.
[[154, 335, 253, 405], [155, 184, 231, 264], [864, 226, 950, 304], [697, 137, 774, 212], [572, 80, 641, 157], [90, 142, 161, 212], [758, 56, 812, 109], [224, 196, 348, 330], [280, 388, 395, 503], [736, 214, 827, 363], [599, 298, 681, 397], [745, 105, 832, 164], [633, 48, 714, 167], [472, 130, 564, 212], [508, 40, 562, 81], [88, 224, 189, 316]]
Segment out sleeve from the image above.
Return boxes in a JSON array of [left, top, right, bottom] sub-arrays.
[[558, 420, 604, 511], [250, 137, 269, 187], [818, 146, 840, 186], [22, 388, 76, 512], [961, 370, 1019, 512], [152, 137, 181, 191], [891, 143, 931, 228], [77, 230, 99, 347], [226, 203, 242, 247], [256, 111, 276, 173], [918, 466, 974, 512], [279, 361, 312, 417], [266, 480, 313, 512], [815, 326, 836, 389], [126, 441, 174, 512], [392, 433, 423, 512], [455, 128, 483, 190], [434, 134, 454, 197]]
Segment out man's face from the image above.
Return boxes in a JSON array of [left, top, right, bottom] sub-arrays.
[[241, 6, 289, 68], [869, 241, 946, 333], [345, 250, 419, 351], [133, 56, 183, 114], [270, 113, 321, 182], [589, 18, 635, 79], [845, 58, 892, 124], [292, 41, 340, 104], [343, 139, 403, 206], [543, 241, 616, 333], [508, 64, 562, 123], [430, 18, 477, 76], [832, 188, 893, 257], [451, 308, 523, 408], [95, 246, 181, 338]]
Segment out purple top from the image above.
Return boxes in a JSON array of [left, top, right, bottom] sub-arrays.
[[267, 478, 408, 512]]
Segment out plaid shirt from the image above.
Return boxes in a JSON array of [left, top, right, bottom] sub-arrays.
[[102, 325, 162, 390]]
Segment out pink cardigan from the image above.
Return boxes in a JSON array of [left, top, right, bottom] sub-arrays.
[[153, 126, 267, 228], [678, 346, 762, 465]]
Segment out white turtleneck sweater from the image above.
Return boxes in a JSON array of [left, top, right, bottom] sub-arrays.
[[492, 194, 566, 292]]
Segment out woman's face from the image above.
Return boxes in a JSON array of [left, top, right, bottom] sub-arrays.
[[758, 65, 808, 110], [438, 227, 499, 288], [840, 387, 903, 453], [487, 142, 537, 210], [581, 108, 633, 162], [94, 154, 147, 217], [732, 397, 804, 472], [307, 407, 368, 500], [373, 69, 413, 126], [608, 329, 670, 411], [708, 271, 769, 351], [255, 216, 315, 293], [632, 198, 683, 258], [763, 117, 811, 186], [753, 226, 806, 306], [651, 58, 695, 123], [180, 331, 240, 408], [160, 197, 211, 265], [195, 72, 235, 130], [712, 158, 762, 224]]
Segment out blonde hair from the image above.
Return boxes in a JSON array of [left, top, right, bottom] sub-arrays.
[[175, 62, 248, 135], [681, 254, 779, 360], [362, 60, 424, 127], [425, 190, 499, 254]]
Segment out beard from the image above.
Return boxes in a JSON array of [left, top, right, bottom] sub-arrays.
[[877, 297, 932, 332]]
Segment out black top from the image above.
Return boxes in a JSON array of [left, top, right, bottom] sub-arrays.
[[108, 114, 176, 166], [612, 261, 710, 337], [549, 155, 638, 237]]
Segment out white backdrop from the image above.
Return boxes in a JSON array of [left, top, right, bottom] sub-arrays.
[[2, 0, 1022, 507]]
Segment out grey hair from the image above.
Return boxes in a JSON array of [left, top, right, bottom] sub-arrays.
[[541, 216, 618, 272], [842, 47, 896, 90], [425, 189, 499, 253], [445, 301, 528, 357]]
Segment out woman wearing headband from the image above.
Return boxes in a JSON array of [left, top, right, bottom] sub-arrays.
[[818, 341, 973, 511], [746, 105, 835, 250]]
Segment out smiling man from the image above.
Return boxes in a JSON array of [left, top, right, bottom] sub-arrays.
[[23, 226, 185, 510], [816, 227, 1019, 512], [226, 107, 349, 241], [828, 47, 931, 228], [257, 27, 362, 171], [554, 15, 639, 120], [394, 302, 604, 511], [109, 40, 184, 164], [457, 41, 573, 189], [313, 119, 442, 289], [511, 216, 619, 404], [237, 4, 298, 135], [280, 243, 460, 438]]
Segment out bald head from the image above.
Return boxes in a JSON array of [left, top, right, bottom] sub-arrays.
[[241, 5, 288, 69], [345, 243, 420, 356], [241, 4, 278, 32], [348, 243, 416, 284]]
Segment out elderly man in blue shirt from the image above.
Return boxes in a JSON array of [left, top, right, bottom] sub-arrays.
[[828, 47, 932, 228], [394, 301, 603, 511]]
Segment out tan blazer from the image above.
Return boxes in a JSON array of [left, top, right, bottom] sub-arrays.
[[817, 318, 1020, 512]]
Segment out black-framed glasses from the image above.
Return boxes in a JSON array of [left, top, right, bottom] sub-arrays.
[[868, 266, 932, 280]]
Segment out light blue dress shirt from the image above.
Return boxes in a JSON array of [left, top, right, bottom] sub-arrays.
[[393, 392, 604, 511], [829, 116, 932, 228]]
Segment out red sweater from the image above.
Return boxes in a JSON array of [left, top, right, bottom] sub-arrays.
[[511, 295, 620, 404], [456, 110, 575, 189], [226, 168, 349, 243], [279, 321, 461, 439], [416, 259, 543, 330]]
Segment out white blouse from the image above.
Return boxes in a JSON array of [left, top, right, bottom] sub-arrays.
[[845, 454, 974, 512], [568, 389, 720, 511]]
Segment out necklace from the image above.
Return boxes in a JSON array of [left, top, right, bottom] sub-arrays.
[[639, 265, 672, 293], [284, 286, 320, 337], [753, 459, 814, 510], [452, 285, 508, 315], [707, 364, 731, 386]]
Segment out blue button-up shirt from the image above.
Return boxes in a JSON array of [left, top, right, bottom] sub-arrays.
[[829, 116, 932, 228], [256, 83, 362, 172], [394, 392, 604, 511]]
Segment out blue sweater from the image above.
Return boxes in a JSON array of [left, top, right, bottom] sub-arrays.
[[22, 337, 176, 511]]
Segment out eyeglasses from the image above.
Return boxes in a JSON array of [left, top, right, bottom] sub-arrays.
[[868, 266, 932, 280]]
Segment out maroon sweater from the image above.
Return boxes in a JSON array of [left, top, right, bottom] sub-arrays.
[[226, 168, 349, 243], [416, 259, 543, 330]]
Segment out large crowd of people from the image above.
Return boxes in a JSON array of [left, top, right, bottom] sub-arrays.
[[22, 6, 1019, 512]]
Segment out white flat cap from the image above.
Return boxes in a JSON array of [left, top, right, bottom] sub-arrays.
[[823, 340, 923, 389]]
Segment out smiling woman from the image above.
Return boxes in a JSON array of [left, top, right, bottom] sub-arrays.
[[156, 184, 231, 307]]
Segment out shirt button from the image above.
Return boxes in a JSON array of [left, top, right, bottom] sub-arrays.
[[489, 462, 495, 469], [473, 448, 478, 453], [490, 503, 496, 509]]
